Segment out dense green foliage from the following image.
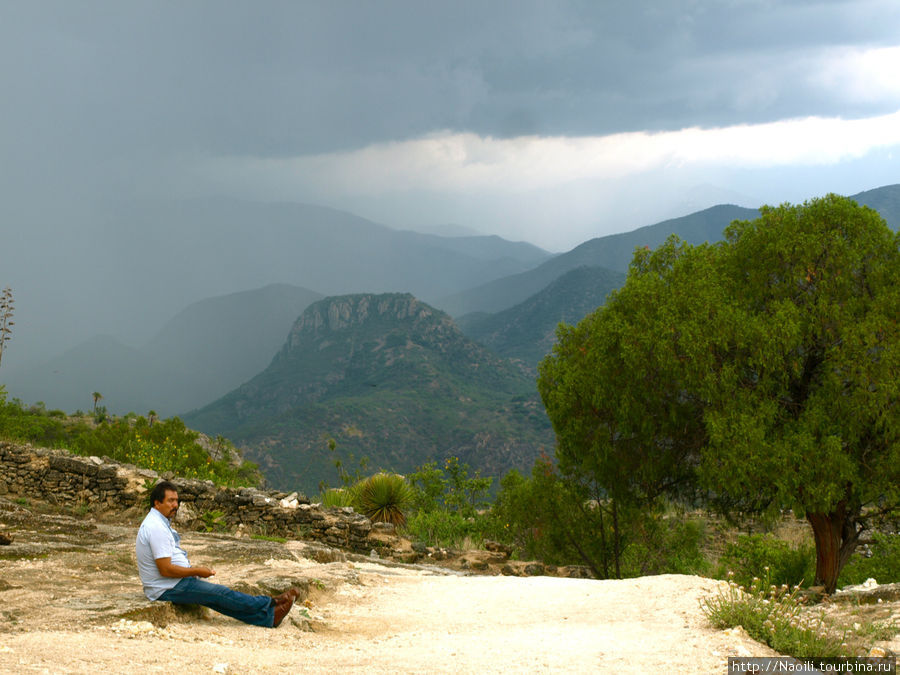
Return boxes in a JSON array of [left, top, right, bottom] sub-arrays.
[[324, 450, 708, 575], [490, 457, 708, 577], [0, 392, 260, 487], [402, 457, 499, 548], [316, 452, 500, 548], [538, 195, 900, 593], [838, 533, 900, 586], [716, 534, 816, 589], [406, 457, 493, 517], [490, 459, 612, 571]]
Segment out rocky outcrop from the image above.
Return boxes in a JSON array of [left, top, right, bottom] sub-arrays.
[[289, 293, 444, 342]]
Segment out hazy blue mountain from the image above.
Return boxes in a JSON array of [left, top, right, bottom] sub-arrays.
[[457, 265, 627, 371], [405, 223, 484, 237], [4, 284, 324, 416], [143, 284, 325, 414], [398, 231, 551, 266], [439, 183, 900, 317], [4, 197, 554, 370], [95, 198, 552, 328], [854, 183, 900, 229], [183, 293, 554, 494], [438, 204, 760, 316], [8, 185, 896, 424], [2, 335, 149, 414]]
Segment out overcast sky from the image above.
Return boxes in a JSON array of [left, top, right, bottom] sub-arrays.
[[2, 0, 899, 251]]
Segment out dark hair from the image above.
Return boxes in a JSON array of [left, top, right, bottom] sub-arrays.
[[150, 480, 178, 508]]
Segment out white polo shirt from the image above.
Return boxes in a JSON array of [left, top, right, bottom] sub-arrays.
[[135, 507, 191, 600]]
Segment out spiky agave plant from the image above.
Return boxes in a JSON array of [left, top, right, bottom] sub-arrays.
[[354, 473, 414, 526]]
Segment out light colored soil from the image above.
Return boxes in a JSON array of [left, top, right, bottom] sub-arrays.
[[1, 502, 896, 674], [0, 569, 776, 674]]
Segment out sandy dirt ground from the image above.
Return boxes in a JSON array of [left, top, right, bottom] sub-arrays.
[[0, 500, 895, 674], [0, 569, 776, 674]]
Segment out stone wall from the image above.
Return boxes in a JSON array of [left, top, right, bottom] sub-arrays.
[[0, 441, 372, 552]]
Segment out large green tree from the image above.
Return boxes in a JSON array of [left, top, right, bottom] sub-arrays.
[[538, 195, 900, 593]]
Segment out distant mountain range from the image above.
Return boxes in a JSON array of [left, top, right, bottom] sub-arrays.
[[456, 265, 626, 371], [3, 284, 323, 416], [438, 184, 900, 316], [437, 204, 759, 316], [96, 198, 553, 313], [3, 197, 554, 370], [180, 184, 897, 492], [5, 184, 898, 491], [184, 293, 554, 494]]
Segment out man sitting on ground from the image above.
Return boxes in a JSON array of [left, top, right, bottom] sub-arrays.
[[136, 480, 297, 628]]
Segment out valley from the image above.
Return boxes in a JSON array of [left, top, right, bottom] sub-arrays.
[[3, 185, 899, 492]]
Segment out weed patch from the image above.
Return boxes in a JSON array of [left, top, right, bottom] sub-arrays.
[[702, 570, 897, 658]]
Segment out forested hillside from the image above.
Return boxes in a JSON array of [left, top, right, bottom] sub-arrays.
[[184, 293, 554, 493], [457, 265, 626, 370]]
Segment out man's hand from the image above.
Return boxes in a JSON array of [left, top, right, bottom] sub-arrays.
[[155, 557, 216, 579]]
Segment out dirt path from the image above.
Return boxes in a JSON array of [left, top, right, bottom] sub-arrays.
[[0, 500, 825, 673], [1, 553, 776, 674]]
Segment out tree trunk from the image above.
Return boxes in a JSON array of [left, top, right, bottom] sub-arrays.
[[597, 501, 610, 579], [612, 499, 622, 579], [806, 500, 860, 594]]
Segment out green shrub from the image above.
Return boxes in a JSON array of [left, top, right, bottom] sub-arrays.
[[0, 396, 260, 488], [321, 487, 357, 509], [838, 532, 900, 587], [716, 533, 815, 589], [489, 465, 603, 570], [199, 510, 226, 532], [406, 457, 491, 517], [402, 458, 499, 548], [406, 461, 447, 513], [0, 395, 66, 445], [404, 509, 474, 549], [621, 514, 710, 577], [440, 456, 492, 518], [353, 473, 413, 526]]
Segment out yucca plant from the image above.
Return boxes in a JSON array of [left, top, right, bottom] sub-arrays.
[[354, 473, 414, 526]]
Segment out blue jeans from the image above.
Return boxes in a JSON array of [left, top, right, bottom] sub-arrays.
[[159, 577, 275, 627]]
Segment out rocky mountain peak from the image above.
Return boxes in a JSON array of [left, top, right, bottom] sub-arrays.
[[283, 293, 461, 357], [291, 293, 438, 338], [184, 291, 552, 492]]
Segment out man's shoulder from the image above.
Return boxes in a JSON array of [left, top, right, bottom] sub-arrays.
[[137, 509, 168, 539]]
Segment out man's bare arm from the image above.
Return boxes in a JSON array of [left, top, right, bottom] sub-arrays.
[[155, 557, 215, 578]]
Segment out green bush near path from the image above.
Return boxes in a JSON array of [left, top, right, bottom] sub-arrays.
[[716, 533, 816, 590]]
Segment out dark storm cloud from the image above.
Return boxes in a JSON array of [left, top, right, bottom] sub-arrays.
[[2, 0, 899, 370], [3, 0, 898, 170]]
